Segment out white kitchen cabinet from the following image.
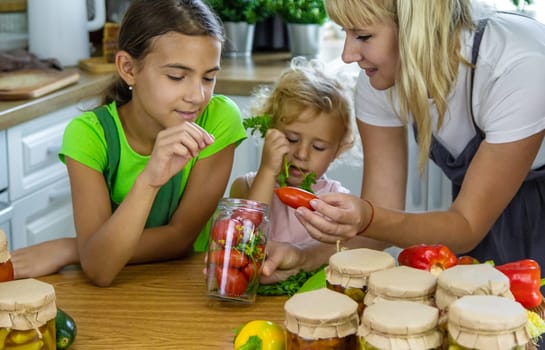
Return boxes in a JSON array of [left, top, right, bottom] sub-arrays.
[[4, 100, 98, 250]]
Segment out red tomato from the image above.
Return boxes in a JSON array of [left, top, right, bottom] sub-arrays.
[[215, 266, 248, 297], [211, 218, 243, 247], [457, 255, 480, 265], [232, 208, 263, 227], [274, 186, 317, 210], [210, 249, 249, 269], [242, 261, 262, 281]]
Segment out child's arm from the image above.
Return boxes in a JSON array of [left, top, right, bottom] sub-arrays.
[[244, 129, 289, 205]]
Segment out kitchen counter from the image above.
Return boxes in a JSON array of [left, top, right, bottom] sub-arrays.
[[0, 52, 293, 130], [39, 252, 288, 349]]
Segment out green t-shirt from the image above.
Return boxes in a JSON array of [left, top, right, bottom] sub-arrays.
[[59, 94, 247, 251]]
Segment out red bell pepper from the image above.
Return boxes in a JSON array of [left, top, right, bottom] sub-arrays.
[[397, 244, 457, 276], [496, 259, 543, 310]]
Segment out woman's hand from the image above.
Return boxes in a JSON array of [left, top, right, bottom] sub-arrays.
[[294, 192, 373, 244], [142, 122, 214, 187]]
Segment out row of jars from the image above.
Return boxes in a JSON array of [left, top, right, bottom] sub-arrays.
[[283, 248, 533, 350]]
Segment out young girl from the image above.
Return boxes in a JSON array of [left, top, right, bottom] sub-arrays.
[[230, 57, 355, 246], [12, 0, 246, 286]]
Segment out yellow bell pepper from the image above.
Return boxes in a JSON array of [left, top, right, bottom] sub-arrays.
[[234, 320, 285, 350]]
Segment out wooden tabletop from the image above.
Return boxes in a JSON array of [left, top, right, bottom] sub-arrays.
[[38, 253, 288, 350]]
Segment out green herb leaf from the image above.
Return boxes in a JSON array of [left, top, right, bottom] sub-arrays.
[[243, 115, 273, 138], [257, 265, 326, 296]]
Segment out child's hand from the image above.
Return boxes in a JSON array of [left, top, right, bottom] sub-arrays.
[[259, 129, 289, 178], [143, 121, 214, 187]]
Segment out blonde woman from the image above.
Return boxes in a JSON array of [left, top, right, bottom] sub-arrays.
[[262, 0, 545, 298]]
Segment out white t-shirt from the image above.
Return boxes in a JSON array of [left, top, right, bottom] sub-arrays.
[[355, 12, 545, 168]]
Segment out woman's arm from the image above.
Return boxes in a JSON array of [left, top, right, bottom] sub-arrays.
[[296, 121, 545, 253]]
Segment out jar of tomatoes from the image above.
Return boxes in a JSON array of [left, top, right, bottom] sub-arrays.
[[0, 279, 57, 350], [284, 288, 360, 349], [325, 248, 395, 316], [206, 198, 269, 303], [0, 229, 14, 282]]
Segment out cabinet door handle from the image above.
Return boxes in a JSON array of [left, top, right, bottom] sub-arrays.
[[48, 187, 71, 202]]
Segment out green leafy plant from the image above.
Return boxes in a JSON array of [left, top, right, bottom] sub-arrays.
[[257, 265, 326, 296], [274, 0, 328, 25], [512, 0, 533, 7], [206, 0, 275, 24]]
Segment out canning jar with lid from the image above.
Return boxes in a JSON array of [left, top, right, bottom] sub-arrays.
[[0, 278, 57, 350], [447, 295, 530, 350], [284, 287, 360, 349], [364, 265, 437, 307], [206, 198, 269, 303], [359, 300, 443, 350], [0, 229, 14, 282], [325, 248, 395, 316]]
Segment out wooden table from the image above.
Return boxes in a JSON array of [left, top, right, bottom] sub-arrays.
[[38, 253, 288, 349]]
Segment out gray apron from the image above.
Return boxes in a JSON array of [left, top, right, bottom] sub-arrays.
[[419, 18, 545, 300]]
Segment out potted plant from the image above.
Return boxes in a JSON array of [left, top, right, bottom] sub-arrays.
[[273, 0, 328, 57], [206, 0, 275, 56]]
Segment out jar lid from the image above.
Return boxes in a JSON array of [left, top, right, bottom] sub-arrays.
[[364, 266, 437, 305], [447, 295, 530, 349], [284, 288, 359, 339], [0, 278, 56, 330], [435, 264, 513, 310], [359, 300, 443, 350], [0, 229, 10, 263], [326, 248, 395, 288]]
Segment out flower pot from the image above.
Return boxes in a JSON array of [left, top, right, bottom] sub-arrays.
[[287, 23, 321, 58], [223, 21, 255, 57]]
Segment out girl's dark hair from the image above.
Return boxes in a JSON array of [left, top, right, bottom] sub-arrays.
[[103, 0, 224, 105]]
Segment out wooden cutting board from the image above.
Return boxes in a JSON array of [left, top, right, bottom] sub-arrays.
[[0, 69, 80, 100]]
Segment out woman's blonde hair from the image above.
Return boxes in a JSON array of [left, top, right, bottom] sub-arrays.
[[251, 57, 356, 157], [325, 0, 474, 171]]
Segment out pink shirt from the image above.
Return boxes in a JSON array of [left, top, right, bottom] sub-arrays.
[[241, 172, 351, 245]]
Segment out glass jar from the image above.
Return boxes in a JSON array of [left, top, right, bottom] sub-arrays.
[[325, 248, 395, 316], [447, 295, 530, 350], [359, 300, 443, 350], [0, 229, 14, 282], [0, 279, 57, 350], [284, 288, 360, 349], [364, 266, 437, 307], [206, 198, 269, 303]]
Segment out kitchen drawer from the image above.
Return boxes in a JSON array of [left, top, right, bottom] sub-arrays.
[[10, 176, 75, 250], [0, 130, 7, 191], [6, 104, 79, 201]]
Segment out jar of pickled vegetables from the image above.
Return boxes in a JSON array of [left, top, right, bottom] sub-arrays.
[[447, 295, 530, 350], [325, 248, 395, 316], [364, 265, 437, 307], [284, 288, 360, 349], [0, 229, 14, 282], [0, 278, 57, 350], [359, 300, 443, 350], [206, 198, 269, 303]]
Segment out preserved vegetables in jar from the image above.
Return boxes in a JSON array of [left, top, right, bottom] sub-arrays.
[[325, 248, 395, 316], [0, 229, 14, 282], [284, 288, 360, 350], [206, 198, 269, 303], [0, 279, 57, 350]]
